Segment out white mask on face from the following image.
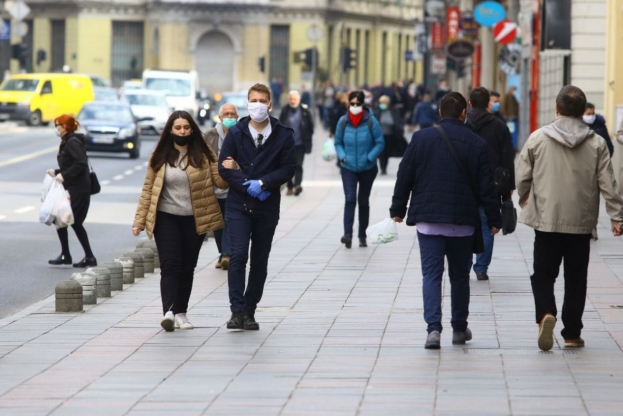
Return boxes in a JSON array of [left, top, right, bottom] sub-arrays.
[[582, 114, 596, 125], [349, 106, 363, 115], [248, 102, 269, 122], [55, 130, 61, 137]]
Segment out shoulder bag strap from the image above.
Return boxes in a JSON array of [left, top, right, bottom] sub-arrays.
[[435, 125, 479, 204]]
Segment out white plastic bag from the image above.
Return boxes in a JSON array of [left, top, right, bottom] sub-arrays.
[[41, 174, 54, 202], [322, 138, 337, 161], [54, 190, 74, 229], [39, 181, 68, 226], [366, 218, 399, 245]]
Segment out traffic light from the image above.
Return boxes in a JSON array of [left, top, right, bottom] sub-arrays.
[[11, 43, 29, 69], [37, 49, 47, 66], [258, 56, 265, 73], [340, 46, 357, 72], [302, 47, 317, 69]]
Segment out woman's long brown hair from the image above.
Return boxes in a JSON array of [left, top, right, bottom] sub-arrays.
[[149, 111, 216, 171]]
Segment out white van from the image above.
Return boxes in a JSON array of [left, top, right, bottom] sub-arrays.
[[142, 69, 199, 118]]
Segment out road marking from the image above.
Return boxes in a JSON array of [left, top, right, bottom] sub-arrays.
[[113, 175, 124, 181], [134, 166, 143, 171], [0, 215, 6, 221], [100, 180, 111, 186], [124, 170, 134, 175], [15, 206, 35, 214], [0, 146, 58, 169]]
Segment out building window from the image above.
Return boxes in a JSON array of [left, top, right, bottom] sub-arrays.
[[111, 21, 144, 86], [51, 20, 65, 71], [269, 25, 290, 88]]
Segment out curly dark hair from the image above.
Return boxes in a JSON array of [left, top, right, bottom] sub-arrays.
[[150, 111, 216, 172]]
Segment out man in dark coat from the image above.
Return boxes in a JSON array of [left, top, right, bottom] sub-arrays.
[[584, 102, 614, 157], [279, 90, 314, 195], [390, 92, 502, 349], [218, 83, 297, 331], [466, 87, 516, 281]]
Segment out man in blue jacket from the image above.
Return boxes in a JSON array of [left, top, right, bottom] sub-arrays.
[[390, 92, 502, 349], [218, 83, 297, 331]]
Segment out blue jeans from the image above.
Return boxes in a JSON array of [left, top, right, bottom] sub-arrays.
[[340, 166, 378, 239], [417, 232, 473, 333], [227, 207, 279, 315], [213, 198, 230, 256], [472, 207, 494, 274]]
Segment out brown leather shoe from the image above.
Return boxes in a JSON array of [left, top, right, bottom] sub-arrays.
[[564, 337, 585, 348], [286, 188, 294, 196]]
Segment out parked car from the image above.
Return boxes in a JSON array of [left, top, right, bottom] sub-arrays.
[[122, 79, 142, 90], [94, 87, 119, 102], [212, 91, 249, 123], [77, 102, 142, 159], [121, 89, 170, 138]]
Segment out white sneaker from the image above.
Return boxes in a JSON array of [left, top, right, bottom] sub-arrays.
[[174, 313, 193, 330], [161, 311, 175, 332]]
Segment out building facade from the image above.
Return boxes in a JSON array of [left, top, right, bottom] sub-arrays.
[[0, 0, 423, 97]]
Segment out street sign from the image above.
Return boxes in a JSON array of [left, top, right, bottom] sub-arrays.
[[0, 19, 10, 41], [446, 7, 461, 43], [460, 14, 480, 39], [430, 53, 447, 75], [405, 50, 414, 62], [431, 21, 445, 51], [445, 40, 475, 59], [498, 43, 522, 75], [7, 0, 31, 21], [474, 1, 506, 27], [306, 24, 323, 43], [493, 20, 518, 45]]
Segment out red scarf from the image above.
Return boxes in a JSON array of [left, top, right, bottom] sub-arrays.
[[348, 110, 364, 128]]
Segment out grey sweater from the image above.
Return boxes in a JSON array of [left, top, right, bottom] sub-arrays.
[[157, 152, 193, 216]]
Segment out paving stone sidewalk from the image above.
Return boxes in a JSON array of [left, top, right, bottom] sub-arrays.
[[1, 139, 623, 416]]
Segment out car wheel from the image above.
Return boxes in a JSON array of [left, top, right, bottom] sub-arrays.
[[129, 142, 140, 159], [27, 110, 42, 126]]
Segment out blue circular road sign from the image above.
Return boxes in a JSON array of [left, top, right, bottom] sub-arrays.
[[474, 1, 506, 27]]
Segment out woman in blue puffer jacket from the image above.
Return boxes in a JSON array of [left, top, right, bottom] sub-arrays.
[[334, 90, 385, 248]]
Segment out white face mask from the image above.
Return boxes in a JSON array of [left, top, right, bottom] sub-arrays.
[[54, 130, 62, 137], [349, 106, 363, 115], [582, 114, 596, 125], [248, 102, 269, 122]]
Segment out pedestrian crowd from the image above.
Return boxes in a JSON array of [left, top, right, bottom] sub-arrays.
[[45, 79, 623, 352]]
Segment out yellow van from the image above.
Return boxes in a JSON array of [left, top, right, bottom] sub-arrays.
[[0, 73, 95, 126]]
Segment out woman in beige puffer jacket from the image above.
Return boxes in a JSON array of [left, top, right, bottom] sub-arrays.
[[132, 111, 228, 332]]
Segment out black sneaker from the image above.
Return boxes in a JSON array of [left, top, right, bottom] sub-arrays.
[[341, 235, 352, 249], [476, 272, 489, 281], [226, 312, 244, 329], [243, 313, 259, 330]]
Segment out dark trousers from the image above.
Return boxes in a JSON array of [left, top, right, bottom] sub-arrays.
[[227, 207, 279, 315], [213, 198, 230, 256], [287, 146, 306, 189], [153, 211, 205, 315], [378, 134, 393, 173], [531, 230, 591, 340], [418, 232, 473, 334], [57, 192, 94, 258], [340, 166, 378, 239]]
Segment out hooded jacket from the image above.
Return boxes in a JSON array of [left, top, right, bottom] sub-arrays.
[[334, 108, 385, 173], [56, 132, 90, 195], [467, 108, 516, 193], [516, 116, 623, 234]]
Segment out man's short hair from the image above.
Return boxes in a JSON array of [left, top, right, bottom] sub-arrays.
[[469, 87, 490, 109], [248, 83, 272, 101], [586, 102, 595, 110], [440, 92, 467, 119], [490, 90, 501, 98], [556, 85, 586, 118]]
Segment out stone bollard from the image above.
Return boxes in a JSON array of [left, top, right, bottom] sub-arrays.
[[71, 272, 97, 305], [136, 241, 159, 268], [115, 256, 135, 284], [55, 280, 83, 312], [101, 261, 123, 291], [135, 248, 155, 274], [123, 252, 144, 279], [86, 267, 111, 298]]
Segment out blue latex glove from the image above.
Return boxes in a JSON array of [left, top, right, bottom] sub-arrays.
[[243, 180, 263, 198], [257, 190, 271, 201]]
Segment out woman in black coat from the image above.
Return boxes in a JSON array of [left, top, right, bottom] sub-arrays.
[[373, 95, 406, 175], [47, 114, 97, 267]]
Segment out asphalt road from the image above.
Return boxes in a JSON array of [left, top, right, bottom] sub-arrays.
[[0, 124, 160, 318]]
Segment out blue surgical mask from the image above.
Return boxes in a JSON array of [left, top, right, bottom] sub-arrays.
[[379, 104, 388, 111], [222, 118, 237, 129], [491, 102, 501, 112]]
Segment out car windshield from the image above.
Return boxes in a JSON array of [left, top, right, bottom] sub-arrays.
[[90, 77, 107, 87], [0, 79, 39, 92], [124, 94, 168, 107], [95, 89, 118, 101], [144, 78, 191, 97], [222, 94, 248, 110], [78, 105, 133, 123]]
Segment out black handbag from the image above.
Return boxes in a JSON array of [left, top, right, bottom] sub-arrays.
[[501, 197, 517, 235], [435, 126, 485, 254], [89, 162, 101, 195]]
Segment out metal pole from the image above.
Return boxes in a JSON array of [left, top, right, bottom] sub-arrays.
[[311, 45, 317, 106]]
